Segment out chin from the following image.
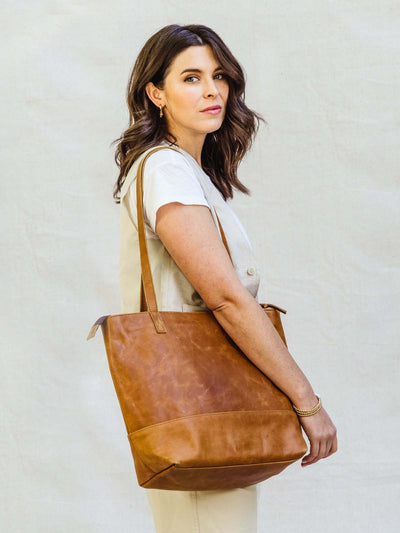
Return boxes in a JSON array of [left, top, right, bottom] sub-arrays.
[[209, 122, 224, 133], [202, 120, 225, 133]]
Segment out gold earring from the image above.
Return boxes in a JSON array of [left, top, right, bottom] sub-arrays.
[[159, 105, 164, 118]]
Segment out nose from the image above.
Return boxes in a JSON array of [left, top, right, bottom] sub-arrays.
[[203, 76, 219, 98]]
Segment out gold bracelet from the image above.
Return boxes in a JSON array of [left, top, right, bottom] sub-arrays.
[[292, 395, 322, 417]]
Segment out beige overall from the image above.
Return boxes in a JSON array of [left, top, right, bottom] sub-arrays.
[[119, 142, 263, 532]]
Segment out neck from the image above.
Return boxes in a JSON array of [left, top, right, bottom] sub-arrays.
[[165, 132, 206, 169]]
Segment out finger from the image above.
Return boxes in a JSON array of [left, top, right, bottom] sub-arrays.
[[318, 440, 328, 461], [325, 439, 333, 457], [309, 440, 327, 466], [327, 435, 338, 457], [302, 440, 320, 466], [323, 434, 338, 459]]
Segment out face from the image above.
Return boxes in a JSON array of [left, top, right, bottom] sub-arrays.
[[148, 45, 229, 141]]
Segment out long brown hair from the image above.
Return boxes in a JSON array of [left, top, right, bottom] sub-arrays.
[[112, 24, 266, 203]]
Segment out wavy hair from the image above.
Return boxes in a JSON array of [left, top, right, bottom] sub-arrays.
[[112, 24, 266, 203]]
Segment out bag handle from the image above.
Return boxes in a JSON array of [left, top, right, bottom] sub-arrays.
[[136, 146, 233, 333]]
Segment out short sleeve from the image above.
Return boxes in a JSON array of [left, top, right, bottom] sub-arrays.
[[141, 149, 210, 235]]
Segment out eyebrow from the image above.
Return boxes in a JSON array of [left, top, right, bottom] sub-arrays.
[[180, 66, 224, 75]]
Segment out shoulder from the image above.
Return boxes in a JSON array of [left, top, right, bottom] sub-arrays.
[[142, 145, 191, 173], [122, 146, 193, 203], [138, 144, 207, 201]]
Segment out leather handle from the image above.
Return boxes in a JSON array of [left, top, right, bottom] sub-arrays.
[[136, 146, 233, 330]]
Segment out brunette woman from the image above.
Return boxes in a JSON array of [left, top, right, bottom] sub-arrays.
[[113, 23, 337, 533]]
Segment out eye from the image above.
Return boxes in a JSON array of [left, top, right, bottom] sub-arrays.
[[183, 73, 227, 83]]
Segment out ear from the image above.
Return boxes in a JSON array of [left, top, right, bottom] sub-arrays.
[[145, 82, 164, 109]]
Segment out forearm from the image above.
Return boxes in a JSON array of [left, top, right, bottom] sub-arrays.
[[212, 289, 317, 408]]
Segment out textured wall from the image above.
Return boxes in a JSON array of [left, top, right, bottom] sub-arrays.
[[1, 1, 399, 531]]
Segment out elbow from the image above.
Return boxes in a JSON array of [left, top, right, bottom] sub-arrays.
[[208, 299, 233, 313], [205, 285, 252, 314]]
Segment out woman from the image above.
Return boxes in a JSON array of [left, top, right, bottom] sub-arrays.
[[113, 23, 337, 533]]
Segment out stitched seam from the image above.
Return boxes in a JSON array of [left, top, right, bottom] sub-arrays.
[[128, 409, 295, 437], [191, 491, 200, 533], [106, 310, 213, 318], [140, 459, 299, 486], [141, 463, 175, 485], [102, 305, 273, 318], [174, 459, 298, 468]]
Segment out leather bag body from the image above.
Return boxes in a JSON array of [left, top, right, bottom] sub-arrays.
[[87, 146, 307, 490]]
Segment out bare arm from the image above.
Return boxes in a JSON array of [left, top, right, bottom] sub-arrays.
[[155, 202, 337, 466]]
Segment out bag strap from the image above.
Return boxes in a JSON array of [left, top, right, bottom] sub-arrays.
[[136, 146, 232, 332]]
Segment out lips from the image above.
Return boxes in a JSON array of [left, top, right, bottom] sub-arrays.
[[201, 105, 222, 112]]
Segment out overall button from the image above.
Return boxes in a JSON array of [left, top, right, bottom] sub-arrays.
[[247, 266, 256, 276]]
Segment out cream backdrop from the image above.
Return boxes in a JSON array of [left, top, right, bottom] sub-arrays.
[[1, 1, 399, 532]]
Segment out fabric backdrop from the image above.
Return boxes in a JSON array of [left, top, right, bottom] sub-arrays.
[[1, 1, 399, 531]]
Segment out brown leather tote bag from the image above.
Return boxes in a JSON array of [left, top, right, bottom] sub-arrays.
[[87, 146, 307, 490]]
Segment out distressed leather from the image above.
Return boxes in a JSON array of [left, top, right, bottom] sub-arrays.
[[87, 146, 307, 490]]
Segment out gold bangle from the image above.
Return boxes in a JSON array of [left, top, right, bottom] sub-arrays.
[[293, 395, 322, 417]]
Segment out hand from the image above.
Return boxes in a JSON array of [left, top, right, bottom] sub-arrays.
[[298, 406, 338, 467]]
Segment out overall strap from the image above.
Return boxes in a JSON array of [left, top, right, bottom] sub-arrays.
[[135, 146, 232, 332]]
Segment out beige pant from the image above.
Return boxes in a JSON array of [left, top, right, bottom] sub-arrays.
[[145, 484, 259, 533]]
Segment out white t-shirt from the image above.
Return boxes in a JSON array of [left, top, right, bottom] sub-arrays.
[[119, 142, 261, 313], [132, 146, 210, 238]]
